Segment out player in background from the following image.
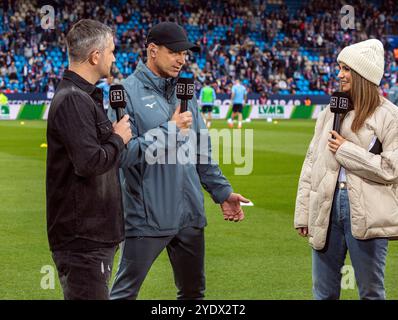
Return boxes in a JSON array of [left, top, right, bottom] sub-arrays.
[[199, 80, 216, 128], [228, 78, 247, 129]]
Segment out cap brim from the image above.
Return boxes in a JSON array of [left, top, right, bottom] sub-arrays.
[[164, 41, 200, 53]]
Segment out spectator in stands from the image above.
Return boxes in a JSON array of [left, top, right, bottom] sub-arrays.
[[8, 62, 17, 84], [0, 0, 397, 95], [259, 91, 268, 105], [387, 76, 398, 105]]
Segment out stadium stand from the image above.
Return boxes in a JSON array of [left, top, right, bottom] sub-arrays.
[[0, 0, 397, 95]]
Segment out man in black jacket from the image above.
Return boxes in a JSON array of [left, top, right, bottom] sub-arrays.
[[46, 19, 132, 300]]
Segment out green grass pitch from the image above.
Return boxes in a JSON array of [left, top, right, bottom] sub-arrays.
[[0, 119, 397, 299]]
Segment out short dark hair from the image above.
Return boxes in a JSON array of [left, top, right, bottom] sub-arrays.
[[66, 19, 113, 63]]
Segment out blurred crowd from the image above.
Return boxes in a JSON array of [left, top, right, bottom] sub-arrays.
[[0, 0, 397, 95]]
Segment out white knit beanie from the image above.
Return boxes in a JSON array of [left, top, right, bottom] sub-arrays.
[[337, 39, 385, 86]]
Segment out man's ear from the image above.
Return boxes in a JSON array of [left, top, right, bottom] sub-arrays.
[[89, 50, 100, 66], [148, 44, 158, 58]]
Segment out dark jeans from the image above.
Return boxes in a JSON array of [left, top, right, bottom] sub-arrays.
[[110, 227, 205, 300], [52, 246, 117, 300]]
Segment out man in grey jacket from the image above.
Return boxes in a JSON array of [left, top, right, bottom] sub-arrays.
[[109, 22, 249, 300]]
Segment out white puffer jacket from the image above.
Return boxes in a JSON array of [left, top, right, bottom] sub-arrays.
[[294, 97, 398, 250]]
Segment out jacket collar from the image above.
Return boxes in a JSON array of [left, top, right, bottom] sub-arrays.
[[63, 70, 104, 103], [63, 70, 99, 95], [133, 60, 178, 99]]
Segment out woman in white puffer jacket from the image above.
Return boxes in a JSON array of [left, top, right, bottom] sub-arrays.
[[294, 39, 398, 300]]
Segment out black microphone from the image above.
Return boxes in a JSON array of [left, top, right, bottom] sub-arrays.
[[109, 84, 127, 122], [329, 91, 353, 138], [176, 78, 195, 113]]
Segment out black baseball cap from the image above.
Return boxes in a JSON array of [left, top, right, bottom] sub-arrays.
[[146, 22, 200, 52]]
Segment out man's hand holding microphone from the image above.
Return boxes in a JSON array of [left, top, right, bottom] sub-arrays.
[[109, 84, 132, 145], [171, 105, 192, 131], [172, 78, 195, 132], [112, 114, 132, 145]]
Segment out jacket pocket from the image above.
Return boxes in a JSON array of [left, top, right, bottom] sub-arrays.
[[96, 119, 113, 142], [362, 182, 398, 229]]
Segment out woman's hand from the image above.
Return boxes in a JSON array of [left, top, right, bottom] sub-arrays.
[[328, 130, 346, 153], [296, 227, 308, 237]]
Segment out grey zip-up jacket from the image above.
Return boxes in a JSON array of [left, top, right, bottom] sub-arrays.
[[110, 60, 233, 237]]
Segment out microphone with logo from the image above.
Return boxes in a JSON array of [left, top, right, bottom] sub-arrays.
[[329, 91, 353, 139], [109, 84, 128, 148], [109, 84, 127, 122], [176, 78, 195, 113]]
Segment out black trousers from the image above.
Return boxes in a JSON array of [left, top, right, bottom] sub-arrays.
[[110, 227, 205, 300], [52, 246, 117, 300]]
